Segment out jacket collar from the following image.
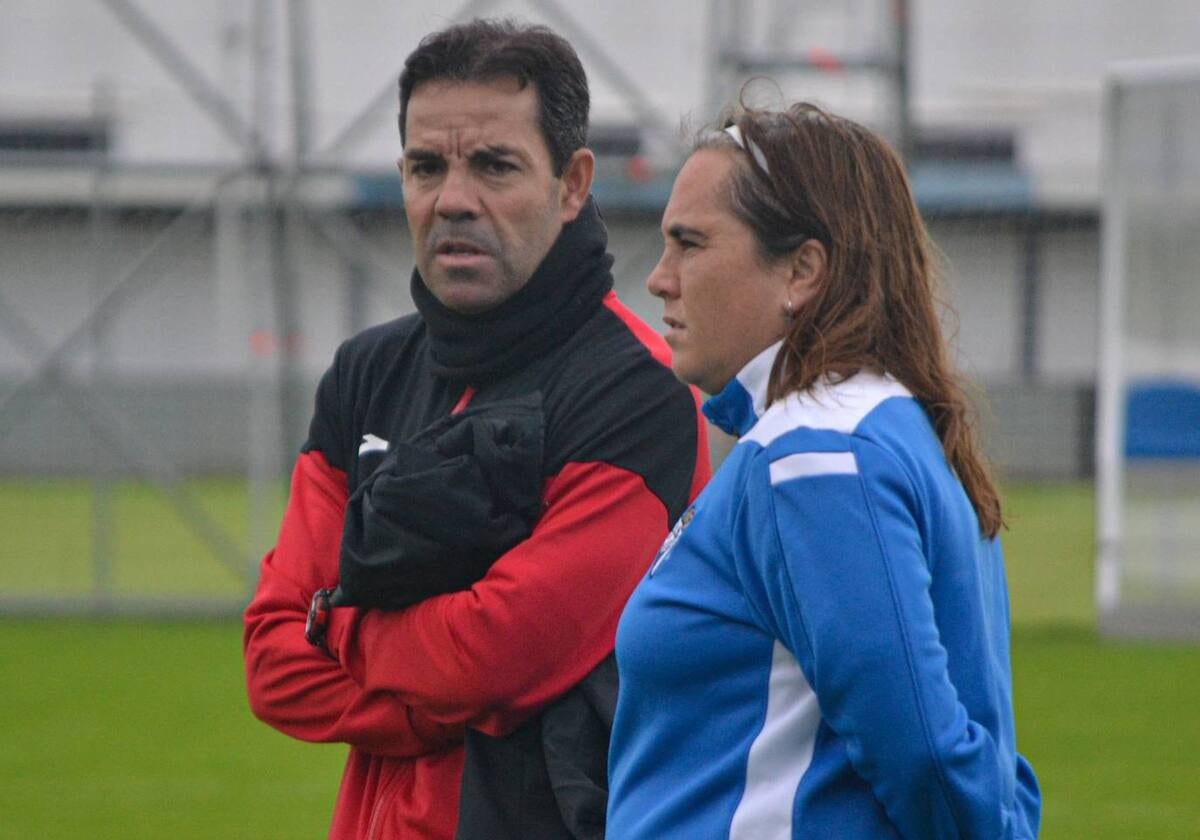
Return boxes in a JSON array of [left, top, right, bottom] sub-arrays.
[[701, 341, 781, 437]]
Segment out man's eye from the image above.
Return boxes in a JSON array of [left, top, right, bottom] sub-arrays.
[[482, 159, 517, 175], [678, 239, 699, 251], [409, 161, 442, 177]]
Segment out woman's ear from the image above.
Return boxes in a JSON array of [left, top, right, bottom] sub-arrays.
[[787, 238, 827, 309]]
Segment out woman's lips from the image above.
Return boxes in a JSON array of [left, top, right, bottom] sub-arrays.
[[662, 316, 686, 343]]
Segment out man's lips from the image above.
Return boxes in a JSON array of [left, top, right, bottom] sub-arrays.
[[433, 240, 492, 268], [432, 236, 492, 268], [434, 239, 489, 256]]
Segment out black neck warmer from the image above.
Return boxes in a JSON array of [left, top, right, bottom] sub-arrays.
[[412, 197, 614, 382]]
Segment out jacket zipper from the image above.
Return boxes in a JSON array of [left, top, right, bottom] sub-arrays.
[[365, 766, 404, 840]]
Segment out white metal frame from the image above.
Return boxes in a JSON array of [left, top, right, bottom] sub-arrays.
[[1095, 55, 1200, 622]]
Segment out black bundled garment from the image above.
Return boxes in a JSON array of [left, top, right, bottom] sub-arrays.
[[330, 393, 545, 609], [456, 655, 617, 840]]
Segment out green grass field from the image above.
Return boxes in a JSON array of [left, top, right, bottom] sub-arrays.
[[2, 479, 1199, 838]]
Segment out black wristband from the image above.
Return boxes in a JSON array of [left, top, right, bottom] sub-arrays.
[[305, 587, 336, 651]]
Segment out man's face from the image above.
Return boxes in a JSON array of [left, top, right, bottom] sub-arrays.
[[401, 77, 567, 315]]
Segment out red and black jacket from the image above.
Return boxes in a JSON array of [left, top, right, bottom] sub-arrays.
[[243, 199, 710, 839]]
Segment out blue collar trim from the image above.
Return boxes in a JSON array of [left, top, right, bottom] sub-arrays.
[[701, 341, 781, 437]]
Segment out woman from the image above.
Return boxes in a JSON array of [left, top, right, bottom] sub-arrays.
[[608, 103, 1041, 839]]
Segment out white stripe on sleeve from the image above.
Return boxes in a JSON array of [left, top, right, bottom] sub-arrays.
[[768, 451, 858, 485]]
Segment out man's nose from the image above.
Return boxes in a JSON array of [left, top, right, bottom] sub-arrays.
[[434, 165, 479, 221]]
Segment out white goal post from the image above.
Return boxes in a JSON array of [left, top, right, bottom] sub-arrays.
[[1096, 56, 1200, 639]]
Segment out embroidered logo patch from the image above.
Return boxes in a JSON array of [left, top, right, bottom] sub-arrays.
[[648, 504, 696, 577], [358, 433, 389, 456]]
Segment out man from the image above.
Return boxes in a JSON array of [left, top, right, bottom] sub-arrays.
[[243, 18, 710, 840]]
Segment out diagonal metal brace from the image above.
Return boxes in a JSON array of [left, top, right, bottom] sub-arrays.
[[314, 0, 499, 161], [525, 0, 682, 155], [0, 171, 240, 427], [99, 0, 259, 156], [0, 287, 249, 582], [66, 382, 250, 583]]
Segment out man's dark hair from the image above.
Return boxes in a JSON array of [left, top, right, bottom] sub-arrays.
[[398, 18, 590, 176]]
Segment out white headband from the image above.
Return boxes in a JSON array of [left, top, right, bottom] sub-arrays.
[[724, 124, 770, 174]]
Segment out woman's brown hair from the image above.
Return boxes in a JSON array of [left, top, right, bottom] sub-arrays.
[[699, 102, 1003, 537]]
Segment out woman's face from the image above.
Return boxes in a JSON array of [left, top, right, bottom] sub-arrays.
[[647, 149, 795, 395]]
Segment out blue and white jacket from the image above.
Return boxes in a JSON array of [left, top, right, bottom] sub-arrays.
[[609, 343, 1041, 839]]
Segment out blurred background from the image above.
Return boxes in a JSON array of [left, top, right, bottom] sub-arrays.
[[1, 1, 1197, 838]]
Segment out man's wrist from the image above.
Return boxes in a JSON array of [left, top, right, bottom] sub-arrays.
[[305, 587, 336, 653]]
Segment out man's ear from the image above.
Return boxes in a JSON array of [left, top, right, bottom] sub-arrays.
[[558, 148, 595, 223], [787, 238, 827, 308]]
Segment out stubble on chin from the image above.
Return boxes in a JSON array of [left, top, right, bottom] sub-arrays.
[[441, 265, 482, 282], [428, 264, 517, 314]]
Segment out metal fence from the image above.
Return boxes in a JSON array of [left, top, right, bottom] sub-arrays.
[[1, 0, 1101, 614]]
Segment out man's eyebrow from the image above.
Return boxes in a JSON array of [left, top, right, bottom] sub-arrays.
[[666, 223, 707, 242], [402, 148, 443, 164], [471, 144, 528, 163]]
